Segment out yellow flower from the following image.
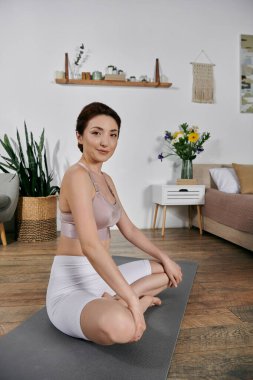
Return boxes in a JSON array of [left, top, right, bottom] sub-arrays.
[[188, 132, 199, 142], [173, 131, 184, 139]]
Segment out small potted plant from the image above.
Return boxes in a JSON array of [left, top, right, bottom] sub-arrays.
[[0, 123, 60, 242]]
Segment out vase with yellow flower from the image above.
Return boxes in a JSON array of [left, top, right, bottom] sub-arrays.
[[158, 123, 210, 179]]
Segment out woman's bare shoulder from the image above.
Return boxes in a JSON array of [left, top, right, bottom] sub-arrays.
[[64, 163, 88, 178], [103, 172, 116, 189], [102, 171, 114, 180], [61, 163, 92, 189], [59, 164, 94, 212]]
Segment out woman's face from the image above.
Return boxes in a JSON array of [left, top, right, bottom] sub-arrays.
[[77, 115, 119, 163]]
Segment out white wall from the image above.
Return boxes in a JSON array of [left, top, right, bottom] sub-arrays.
[[1, 0, 253, 229]]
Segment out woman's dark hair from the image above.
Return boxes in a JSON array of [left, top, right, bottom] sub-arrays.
[[76, 102, 121, 152]]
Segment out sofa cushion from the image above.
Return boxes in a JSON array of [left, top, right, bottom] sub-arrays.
[[0, 195, 11, 211], [203, 188, 253, 233], [209, 167, 240, 193], [232, 163, 253, 194]]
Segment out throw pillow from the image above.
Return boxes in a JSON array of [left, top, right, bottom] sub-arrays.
[[209, 168, 240, 193], [232, 163, 253, 194]]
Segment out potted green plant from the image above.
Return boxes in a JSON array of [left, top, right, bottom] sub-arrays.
[[0, 123, 60, 242]]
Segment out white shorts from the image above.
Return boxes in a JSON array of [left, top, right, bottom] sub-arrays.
[[46, 255, 151, 340]]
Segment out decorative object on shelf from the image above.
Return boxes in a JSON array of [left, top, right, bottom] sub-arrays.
[[106, 65, 114, 74], [65, 52, 69, 80], [71, 43, 89, 79], [56, 58, 172, 88], [240, 34, 253, 113], [155, 58, 160, 83], [55, 71, 65, 79], [104, 73, 126, 81], [0, 123, 60, 242], [190, 49, 215, 104], [82, 72, 91, 80], [158, 123, 210, 179], [92, 71, 102, 80], [72, 67, 81, 80], [139, 75, 150, 82], [105, 66, 126, 81]]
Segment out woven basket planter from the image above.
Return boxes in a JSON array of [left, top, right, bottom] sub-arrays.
[[16, 195, 57, 242]]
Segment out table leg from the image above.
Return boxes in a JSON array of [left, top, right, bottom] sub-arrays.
[[188, 205, 192, 229], [152, 204, 159, 229], [197, 205, 203, 235], [162, 205, 167, 237]]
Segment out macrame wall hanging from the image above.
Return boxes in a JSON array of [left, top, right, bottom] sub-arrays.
[[191, 50, 215, 104]]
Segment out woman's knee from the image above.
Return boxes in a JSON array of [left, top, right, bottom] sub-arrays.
[[100, 307, 135, 344], [81, 299, 135, 345], [150, 260, 165, 274]]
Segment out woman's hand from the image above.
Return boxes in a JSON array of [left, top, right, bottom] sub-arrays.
[[103, 292, 146, 342], [128, 298, 146, 342], [161, 256, 183, 288]]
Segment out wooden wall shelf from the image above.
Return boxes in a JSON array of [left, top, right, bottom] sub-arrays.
[[56, 57, 172, 88], [55, 78, 172, 88]]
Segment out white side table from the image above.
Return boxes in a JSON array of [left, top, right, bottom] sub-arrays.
[[152, 185, 205, 236]]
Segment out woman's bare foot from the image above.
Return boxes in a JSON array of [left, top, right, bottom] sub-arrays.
[[102, 292, 161, 307], [142, 295, 162, 307]]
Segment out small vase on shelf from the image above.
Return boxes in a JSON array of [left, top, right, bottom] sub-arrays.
[[71, 64, 81, 79], [181, 159, 193, 179]]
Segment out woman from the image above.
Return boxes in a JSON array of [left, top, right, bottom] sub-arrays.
[[46, 102, 182, 345]]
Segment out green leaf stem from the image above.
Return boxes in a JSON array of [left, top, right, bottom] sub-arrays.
[[0, 122, 60, 197]]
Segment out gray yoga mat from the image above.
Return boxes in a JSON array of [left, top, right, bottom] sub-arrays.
[[0, 256, 197, 380]]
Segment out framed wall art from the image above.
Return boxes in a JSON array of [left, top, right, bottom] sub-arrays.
[[241, 34, 253, 113]]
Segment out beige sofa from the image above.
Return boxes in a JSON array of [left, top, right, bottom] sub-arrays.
[[192, 164, 253, 252]]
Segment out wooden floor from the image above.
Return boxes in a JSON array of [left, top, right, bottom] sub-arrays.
[[0, 228, 253, 380]]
